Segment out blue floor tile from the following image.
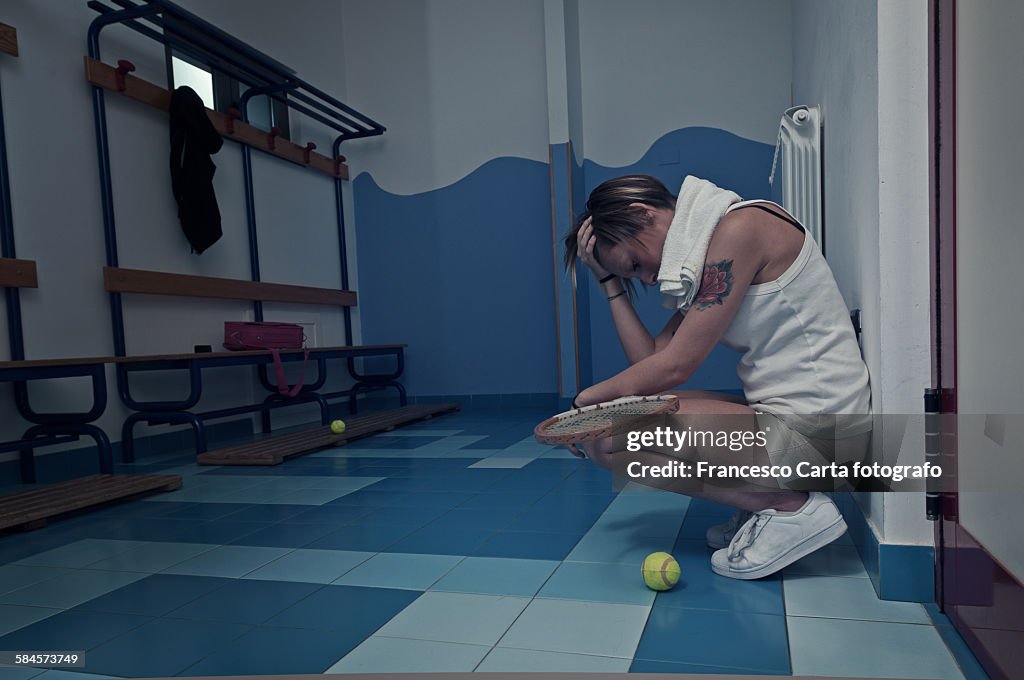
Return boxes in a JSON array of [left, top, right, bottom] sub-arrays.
[[386, 525, 496, 556], [353, 505, 450, 528], [327, 489, 474, 509], [326, 635, 490, 673], [333, 553, 462, 590], [85, 617, 251, 677], [241, 548, 373, 584], [629, 658, 778, 675], [430, 557, 558, 597], [74, 574, 229, 616], [653, 542, 784, 616], [538, 561, 656, 606], [263, 584, 419, 632], [454, 491, 548, 509], [0, 604, 61, 637], [214, 503, 315, 523], [472, 530, 585, 561], [180, 624, 361, 676], [227, 521, 340, 548], [0, 609, 151, 654], [280, 504, 374, 524], [304, 523, 417, 552], [634, 607, 790, 674], [421, 506, 526, 532], [152, 502, 254, 521], [168, 578, 323, 624]]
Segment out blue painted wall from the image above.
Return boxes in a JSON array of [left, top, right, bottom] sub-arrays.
[[354, 127, 775, 398], [353, 157, 558, 397], [581, 127, 777, 390]]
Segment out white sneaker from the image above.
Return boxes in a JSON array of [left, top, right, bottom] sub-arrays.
[[711, 492, 847, 580], [705, 509, 753, 550]]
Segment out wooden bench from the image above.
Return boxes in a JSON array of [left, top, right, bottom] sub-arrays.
[[0, 474, 182, 532], [0, 260, 181, 531], [104, 266, 456, 462], [198, 403, 460, 465]]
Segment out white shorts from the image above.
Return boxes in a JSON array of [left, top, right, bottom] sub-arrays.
[[753, 411, 872, 489]]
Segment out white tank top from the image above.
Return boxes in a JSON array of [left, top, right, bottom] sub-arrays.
[[717, 200, 872, 438]]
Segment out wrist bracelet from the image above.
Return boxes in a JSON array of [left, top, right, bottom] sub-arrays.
[[598, 273, 616, 284], [607, 290, 626, 302]]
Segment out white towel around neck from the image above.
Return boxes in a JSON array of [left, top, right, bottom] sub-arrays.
[[657, 176, 742, 312]]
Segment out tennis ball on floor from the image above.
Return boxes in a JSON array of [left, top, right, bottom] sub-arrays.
[[330, 419, 347, 434], [642, 551, 680, 591]]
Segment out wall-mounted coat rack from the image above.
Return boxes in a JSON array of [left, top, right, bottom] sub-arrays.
[[84, 56, 349, 179]]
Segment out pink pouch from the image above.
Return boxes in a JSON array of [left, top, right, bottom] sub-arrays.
[[223, 321, 308, 397]]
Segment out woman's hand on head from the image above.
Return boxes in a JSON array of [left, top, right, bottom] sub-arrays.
[[577, 217, 612, 281]]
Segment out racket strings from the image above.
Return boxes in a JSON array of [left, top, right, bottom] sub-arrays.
[[545, 403, 670, 435]]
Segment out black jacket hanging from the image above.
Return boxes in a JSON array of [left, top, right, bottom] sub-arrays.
[[169, 86, 224, 254]]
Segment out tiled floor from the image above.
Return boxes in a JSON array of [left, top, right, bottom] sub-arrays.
[[0, 406, 987, 678]]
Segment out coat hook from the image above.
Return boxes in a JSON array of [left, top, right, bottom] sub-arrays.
[[333, 155, 347, 177], [114, 59, 136, 92], [302, 142, 316, 164], [225, 106, 241, 135], [266, 126, 281, 150]]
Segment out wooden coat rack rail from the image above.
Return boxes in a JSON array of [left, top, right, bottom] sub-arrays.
[[84, 57, 349, 179]]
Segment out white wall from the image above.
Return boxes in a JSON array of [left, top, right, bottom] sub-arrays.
[[0, 0, 355, 455], [339, 0, 550, 196], [793, 0, 931, 545], [578, 0, 792, 164]]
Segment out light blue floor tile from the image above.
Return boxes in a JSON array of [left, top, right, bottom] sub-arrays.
[[325, 636, 489, 673], [430, 557, 558, 597], [467, 457, 534, 469], [159, 545, 291, 578], [85, 541, 217, 573], [376, 592, 530, 645], [242, 549, 374, 584], [0, 604, 62, 636], [497, 599, 650, 658], [566, 530, 675, 565], [538, 561, 656, 606], [476, 647, 631, 672], [783, 543, 869, 578], [0, 566, 76, 597], [602, 485, 692, 514], [788, 616, 965, 679], [0, 570, 148, 609], [784, 573, 930, 623], [333, 553, 463, 590], [590, 510, 685, 542], [13, 540, 142, 569]]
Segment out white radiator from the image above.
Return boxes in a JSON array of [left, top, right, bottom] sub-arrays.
[[769, 105, 823, 248]]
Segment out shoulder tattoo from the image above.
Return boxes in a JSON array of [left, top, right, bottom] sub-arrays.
[[693, 259, 734, 310]]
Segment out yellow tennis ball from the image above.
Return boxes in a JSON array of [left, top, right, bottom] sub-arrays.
[[330, 419, 347, 434], [642, 552, 680, 591]]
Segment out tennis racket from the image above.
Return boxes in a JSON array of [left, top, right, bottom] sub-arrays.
[[534, 395, 680, 445]]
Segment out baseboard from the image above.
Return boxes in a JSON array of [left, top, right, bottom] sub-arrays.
[[834, 492, 936, 603]]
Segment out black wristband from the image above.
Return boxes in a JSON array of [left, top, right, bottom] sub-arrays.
[[598, 273, 616, 284], [572, 393, 582, 409]]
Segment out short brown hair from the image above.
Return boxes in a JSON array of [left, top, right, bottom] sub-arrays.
[[563, 175, 676, 294]]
